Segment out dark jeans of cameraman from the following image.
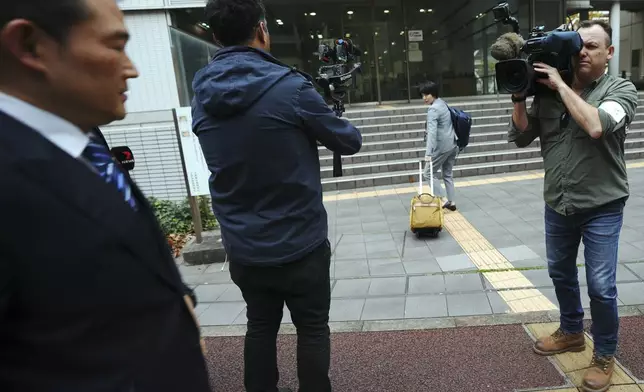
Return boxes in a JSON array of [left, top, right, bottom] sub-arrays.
[[230, 240, 332, 392], [545, 199, 625, 356]]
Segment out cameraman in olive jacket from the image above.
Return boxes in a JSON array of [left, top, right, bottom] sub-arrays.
[[509, 20, 638, 392]]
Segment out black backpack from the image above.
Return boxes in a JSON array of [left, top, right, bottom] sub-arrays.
[[447, 106, 472, 150], [422, 106, 473, 151]]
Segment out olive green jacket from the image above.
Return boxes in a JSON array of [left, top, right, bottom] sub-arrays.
[[508, 75, 639, 215]]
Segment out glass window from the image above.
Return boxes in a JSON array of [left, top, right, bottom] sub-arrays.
[[169, 26, 220, 107], [404, 0, 531, 99], [262, 2, 377, 104], [168, 0, 565, 104], [169, 9, 221, 106], [339, 3, 378, 103], [534, 0, 564, 31], [371, 1, 410, 102]]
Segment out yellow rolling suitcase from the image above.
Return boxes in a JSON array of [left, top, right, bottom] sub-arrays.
[[410, 160, 444, 238]]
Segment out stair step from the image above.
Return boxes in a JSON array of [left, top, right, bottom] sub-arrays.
[[357, 128, 517, 144], [346, 107, 514, 125], [320, 136, 520, 158], [321, 146, 644, 191], [350, 120, 644, 149], [320, 145, 543, 169], [343, 98, 644, 119], [319, 129, 644, 166], [353, 112, 644, 134], [354, 120, 513, 135], [350, 122, 644, 148], [319, 97, 644, 191]]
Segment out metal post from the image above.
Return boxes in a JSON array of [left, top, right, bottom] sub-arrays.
[[172, 109, 204, 244], [483, 30, 489, 94], [371, 2, 382, 104], [340, 13, 351, 106], [402, 0, 411, 103], [561, 0, 567, 27], [609, 1, 621, 77], [188, 196, 203, 243]]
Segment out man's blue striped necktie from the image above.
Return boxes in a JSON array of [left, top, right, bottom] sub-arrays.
[[82, 138, 138, 211]]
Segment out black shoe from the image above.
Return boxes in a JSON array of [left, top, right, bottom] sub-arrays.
[[443, 202, 457, 211]]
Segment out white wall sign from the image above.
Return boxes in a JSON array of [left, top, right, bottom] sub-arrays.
[[173, 107, 210, 197], [408, 42, 420, 51], [409, 50, 423, 63], [408, 30, 424, 42]]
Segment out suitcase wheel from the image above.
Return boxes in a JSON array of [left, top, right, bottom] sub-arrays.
[[414, 228, 441, 238]]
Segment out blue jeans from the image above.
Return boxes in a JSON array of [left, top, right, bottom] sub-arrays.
[[545, 199, 625, 356]]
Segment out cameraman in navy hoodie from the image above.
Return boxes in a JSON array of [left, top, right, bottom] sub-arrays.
[[192, 1, 362, 391]]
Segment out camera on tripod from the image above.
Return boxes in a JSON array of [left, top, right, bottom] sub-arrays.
[[315, 38, 362, 109], [314, 39, 363, 178], [491, 2, 583, 96]]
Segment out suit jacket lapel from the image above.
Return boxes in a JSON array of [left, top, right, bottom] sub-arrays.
[[127, 176, 184, 284], [2, 115, 180, 292]]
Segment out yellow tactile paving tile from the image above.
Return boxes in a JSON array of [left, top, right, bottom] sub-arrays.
[[485, 270, 538, 289], [442, 210, 558, 312], [609, 386, 644, 391], [525, 322, 637, 389], [567, 368, 636, 388], [524, 387, 644, 392], [498, 289, 558, 312], [522, 389, 578, 392]]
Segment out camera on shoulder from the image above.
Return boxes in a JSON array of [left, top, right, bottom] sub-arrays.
[[490, 2, 583, 97]]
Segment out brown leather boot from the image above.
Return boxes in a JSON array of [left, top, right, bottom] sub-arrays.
[[533, 327, 585, 355], [581, 354, 614, 392]]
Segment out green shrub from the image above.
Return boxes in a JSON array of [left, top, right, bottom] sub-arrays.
[[148, 196, 219, 235]]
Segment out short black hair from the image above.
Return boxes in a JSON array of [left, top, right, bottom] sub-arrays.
[[205, 0, 266, 47], [418, 81, 440, 97], [0, 0, 91, 44], [578, 19, 612, 46]]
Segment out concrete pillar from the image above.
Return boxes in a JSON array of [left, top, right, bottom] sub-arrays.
[[608, 1, 621, 76]]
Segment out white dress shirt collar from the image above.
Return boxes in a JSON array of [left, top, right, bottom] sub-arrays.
[[0, 91, 89, 158]]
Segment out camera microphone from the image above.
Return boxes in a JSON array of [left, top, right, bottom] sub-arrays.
[[490, 32, 525, 61], [110, 146, 135, 171]]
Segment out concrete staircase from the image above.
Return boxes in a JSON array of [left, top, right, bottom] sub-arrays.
[[321, 93, 644, 192]]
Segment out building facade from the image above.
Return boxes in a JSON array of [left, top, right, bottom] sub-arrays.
[[106, 0, 644, 201]]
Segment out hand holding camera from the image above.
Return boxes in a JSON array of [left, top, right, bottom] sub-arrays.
[[533, 62, 566, 91]]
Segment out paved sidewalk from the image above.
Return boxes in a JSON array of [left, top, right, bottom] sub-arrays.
[[180, 162, 644, 328], [186, 162, 644, 391]]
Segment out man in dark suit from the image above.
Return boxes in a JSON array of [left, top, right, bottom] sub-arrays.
[[0, 0, 211, 391]]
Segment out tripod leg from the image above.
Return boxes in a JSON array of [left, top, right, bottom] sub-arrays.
[[331, 97, 345, 177], [333, 152, 343, 177]]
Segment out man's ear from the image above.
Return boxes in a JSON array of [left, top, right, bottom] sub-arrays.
[[606, 44, 615, 61], [0, 20, 52, 74], [257, 21, 268, 44]]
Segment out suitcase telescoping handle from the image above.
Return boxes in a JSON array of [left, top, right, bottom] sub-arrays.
[[418, 159, 434, 195]]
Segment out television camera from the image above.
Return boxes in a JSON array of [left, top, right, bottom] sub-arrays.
[[314, 38, 363, 177], [491, 1, 583, 96]]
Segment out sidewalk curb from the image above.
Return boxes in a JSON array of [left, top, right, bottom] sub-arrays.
[[201, 305, 644, 337]]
